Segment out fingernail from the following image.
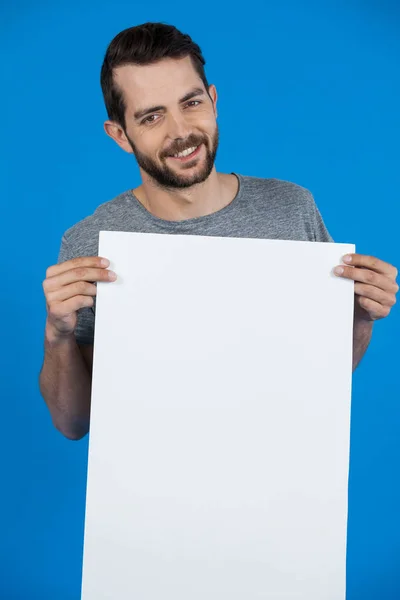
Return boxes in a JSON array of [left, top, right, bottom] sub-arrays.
[[101, 258, 110, 267], [343, 255, 352, 263], [108, 271, 117, 281], [334, 266, 344, 275]]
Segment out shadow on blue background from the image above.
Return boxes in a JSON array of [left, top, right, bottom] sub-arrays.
[[1, 0, 399, 598]]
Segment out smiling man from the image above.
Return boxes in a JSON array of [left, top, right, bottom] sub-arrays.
[[39, 22, 398, 440]]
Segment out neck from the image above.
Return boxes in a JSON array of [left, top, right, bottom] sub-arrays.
[[132, 169, 238, 221]]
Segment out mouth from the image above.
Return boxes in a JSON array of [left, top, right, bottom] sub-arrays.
[[167, 144, 203, 163]]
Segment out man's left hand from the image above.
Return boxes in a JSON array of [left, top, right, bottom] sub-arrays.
[[334, 254, 399, 322]]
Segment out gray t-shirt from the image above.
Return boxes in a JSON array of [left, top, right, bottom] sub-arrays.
[[58, 173, 334, 345]]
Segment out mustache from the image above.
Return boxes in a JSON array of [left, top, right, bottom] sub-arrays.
[[161, 136, 207, 158]]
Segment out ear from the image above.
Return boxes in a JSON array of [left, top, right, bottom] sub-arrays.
[[103, 121, 134, 154], [208, 84, 218, 118]]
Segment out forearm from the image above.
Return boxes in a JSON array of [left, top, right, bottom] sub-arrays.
[[39, 323, 92, 440], [352, 316, 373, 372]]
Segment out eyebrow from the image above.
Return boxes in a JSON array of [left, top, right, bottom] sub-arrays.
[[133, 87, 205, 121]]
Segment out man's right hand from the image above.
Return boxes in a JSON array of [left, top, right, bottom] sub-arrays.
[[43, 256, 117, 342]]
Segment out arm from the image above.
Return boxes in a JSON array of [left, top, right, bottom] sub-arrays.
[[352, 312, 373, 372], [39, 328, 92, 440], [40, 255, 114, 440], [333, 253, 398, 373], [307, 194, 396, 373]]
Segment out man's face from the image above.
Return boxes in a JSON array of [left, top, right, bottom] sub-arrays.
[[113, 57, 219, 189]]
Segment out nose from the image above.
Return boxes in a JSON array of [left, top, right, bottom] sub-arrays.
[[165, 111, 191, 141]]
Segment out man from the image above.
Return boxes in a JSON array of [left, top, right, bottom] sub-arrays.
[[39, 22, 398, 441]]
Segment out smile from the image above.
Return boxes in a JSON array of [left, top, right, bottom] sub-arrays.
[[169, 144, 202, 162]]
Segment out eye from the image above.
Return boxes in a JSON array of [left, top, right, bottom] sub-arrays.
[[142, 114, 160, 125], [186, 100, 201, 108]]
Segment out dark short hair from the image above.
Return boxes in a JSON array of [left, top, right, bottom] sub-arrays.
[[100, 22, 209, 130]]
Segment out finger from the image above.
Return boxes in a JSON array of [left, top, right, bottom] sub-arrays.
[[46, 281, 98, 303], [357, 296, 391, 319], [46, 256, 110, 279], [343, 254, 398, 279], [354, 282, 397, 307], [44, 265, 116, 293], [48, 295, 94, 320], [336, 266, 398, 292]]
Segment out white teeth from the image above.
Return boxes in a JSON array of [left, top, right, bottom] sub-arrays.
[[174, 145, 198, 158]]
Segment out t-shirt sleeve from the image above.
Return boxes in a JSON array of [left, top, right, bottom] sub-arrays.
[[306, 191, 334, 243], [57, 234, 95, 346], [314, 204, 334, 242]]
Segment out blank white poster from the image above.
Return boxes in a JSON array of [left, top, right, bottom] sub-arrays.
[[81, 232, 355, 600]]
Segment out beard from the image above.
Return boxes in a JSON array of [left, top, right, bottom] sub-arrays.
[[126, 127, 219, 189]]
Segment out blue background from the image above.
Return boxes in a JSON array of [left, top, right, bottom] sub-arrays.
[[1, 0, 399, 598]]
